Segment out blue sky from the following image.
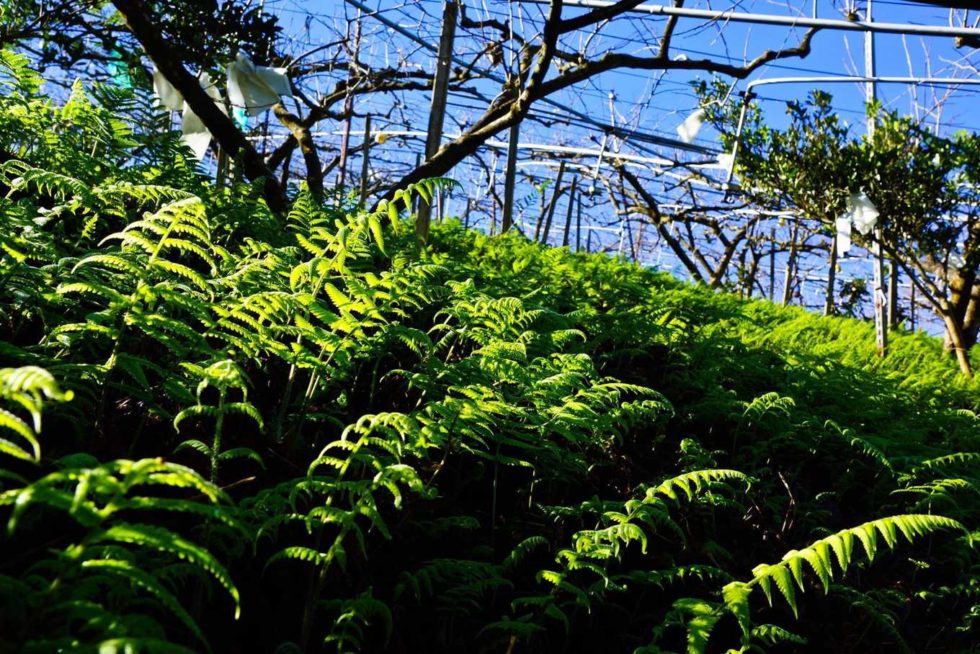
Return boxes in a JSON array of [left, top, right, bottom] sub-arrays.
[[42, 0, 976, 327], [259, 1, 976, 328]]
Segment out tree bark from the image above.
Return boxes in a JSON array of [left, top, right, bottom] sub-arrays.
[[502, 121, 520, 233], [273, 104, 323, 196], [824, 235, 838, 316], [561, 177, 578, 248], [111, 0, 287, 213], [538, 161, 566, 244], [417, 0, 459, 242]]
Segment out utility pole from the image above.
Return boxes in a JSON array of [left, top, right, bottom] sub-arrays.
[[502, 121, 520, 233], [416, 0, 458, 242], [867, 0, 888, 356]]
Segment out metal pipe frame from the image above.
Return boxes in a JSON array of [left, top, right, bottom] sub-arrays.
[[519, 0, 980, 39]]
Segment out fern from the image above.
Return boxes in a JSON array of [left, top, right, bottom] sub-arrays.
[[0, 366, 72, 462], [0, 458, 240, 649]]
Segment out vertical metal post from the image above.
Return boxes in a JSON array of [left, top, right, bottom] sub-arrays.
[[769, 228, 776, 301], [538, 161, 566, 245], [782, 222, 799, 305], [502, 121, 519, 233], [888, 259, 899, 327], [867, 0, 888, 356], [358, 113, 371, 206], [416, 0, 458, 242], [825, 234, 838, 315], [337, 14, 362, 190], [562, 177, 578, 247], [910, 281, 916, 331], [575, 194, 582, 251]]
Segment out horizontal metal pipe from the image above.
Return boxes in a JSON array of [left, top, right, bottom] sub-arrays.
[[520, 0, 980, 39], [747, 75, 980, 91]]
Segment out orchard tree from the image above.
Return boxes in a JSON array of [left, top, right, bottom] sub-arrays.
[[102, 0, 818, 220], [710, 89, 980, 376]]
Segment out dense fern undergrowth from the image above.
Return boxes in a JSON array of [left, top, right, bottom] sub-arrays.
[[1, 54, 978, 653]]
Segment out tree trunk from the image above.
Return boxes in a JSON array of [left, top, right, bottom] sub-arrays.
[[112, 0, 287, 212], [944, 270, 980, 353], [942, 311, 974, 377], [824, 235, 838, 316], [561, 177, 577, 247], [502, 121, 520, 233], [538, 161, 566, 245], [782, 223, 799, 306], [416, 0, 459, 242]]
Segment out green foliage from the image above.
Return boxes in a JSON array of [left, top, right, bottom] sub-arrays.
[[0, 366, 72, 462], [1, 64, 978, 653], [745, 514, 964, 615]]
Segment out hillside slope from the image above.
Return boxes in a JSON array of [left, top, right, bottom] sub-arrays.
[[0, 73, 977, 653]]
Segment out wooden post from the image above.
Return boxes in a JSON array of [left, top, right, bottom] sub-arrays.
[[416, 0, 458, 242], [824, 234, 838, 316], [534, 181, 547, 240], [358, 113, 371, 206], [502, 121, 519, 233], [412, 152, 421, 215], [561, 177, 578, 247], [538, 161, 566, 245]]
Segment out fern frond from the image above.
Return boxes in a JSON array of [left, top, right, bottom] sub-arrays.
[[747, 514, 964, 617]]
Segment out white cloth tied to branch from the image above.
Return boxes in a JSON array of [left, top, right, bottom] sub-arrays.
[[848, 191, 879, 236], [152, 68, 224, 160], [677, 109, 706, 144], [181, 72, 225, 161], [152, 68, 183, 111], [150, 54, 291, 160], [226, 53, 291, 116], [835, 191, 879, 256]]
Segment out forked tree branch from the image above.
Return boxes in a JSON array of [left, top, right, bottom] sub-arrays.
[[111, 0, 288, 213]]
